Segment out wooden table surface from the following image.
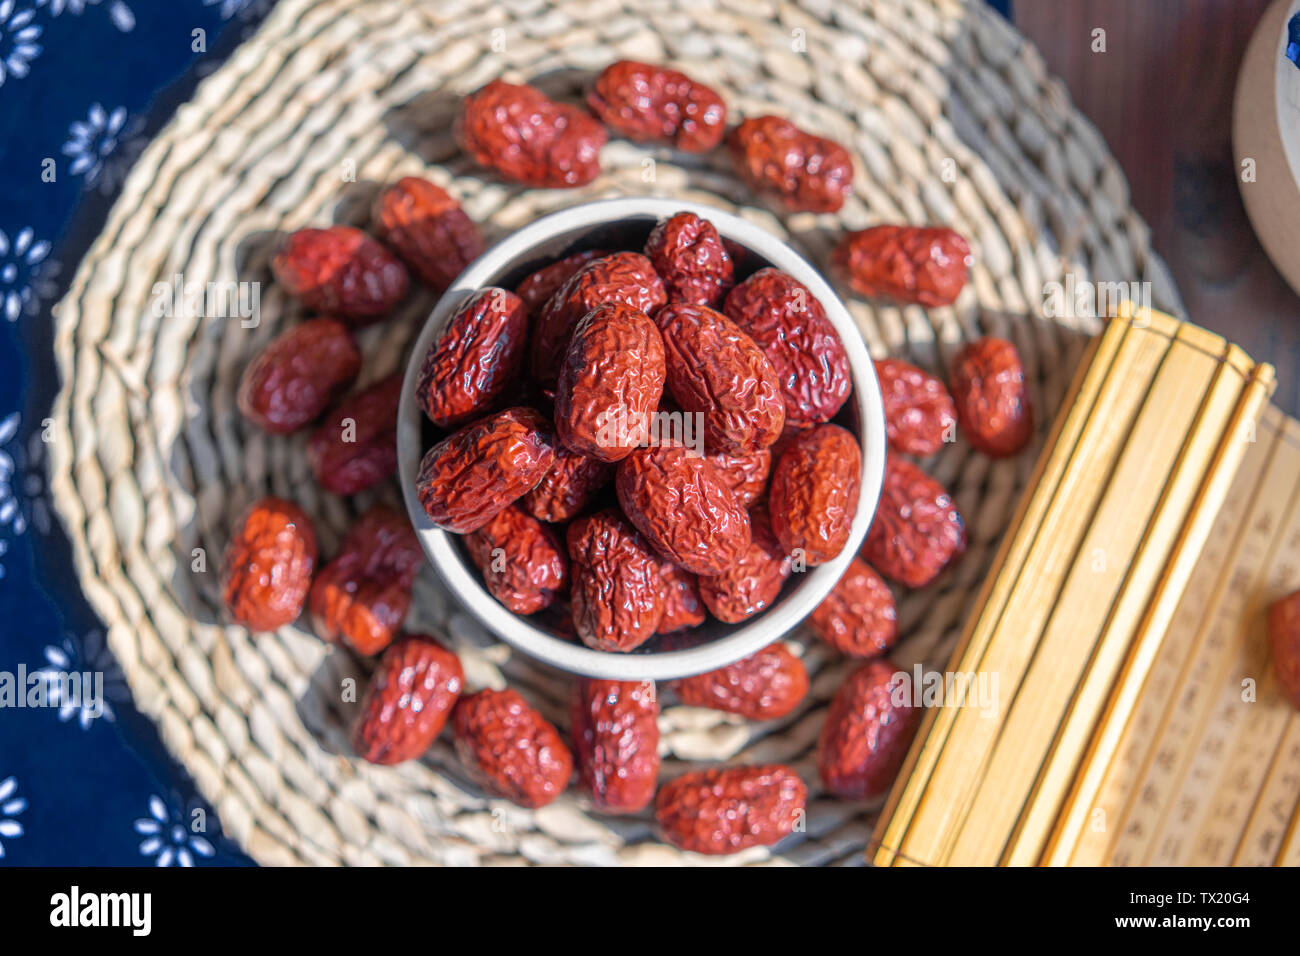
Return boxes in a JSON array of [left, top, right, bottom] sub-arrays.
[[1016, 0, 1300, 414]]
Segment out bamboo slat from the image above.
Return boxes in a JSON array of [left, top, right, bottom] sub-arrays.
[[872, 322, 1124, 867], [1058, 409, 1300, 866], [947, 332, 1223, 864], [1044, 397, 1279, 866], [876, 315, 1174, 865], [871, 308, 1292, 867], [1001, 346, 1272, 865]]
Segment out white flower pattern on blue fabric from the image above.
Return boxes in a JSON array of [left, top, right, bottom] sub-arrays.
[[61, 104, 130, 189], [134, 795, 215, 867], [0, 776, 27, 859], [0, 410, 52, 581], [37, 630, 129, 729], [0, 1, 41, 87], [0, 0, 278, 871], [0, 228, 53, 322], [35, 0, 133, 33]]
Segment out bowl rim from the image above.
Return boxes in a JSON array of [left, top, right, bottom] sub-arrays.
[[397, 196, 886, 680]]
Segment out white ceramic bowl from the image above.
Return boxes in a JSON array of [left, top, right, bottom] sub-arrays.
[[398, 197, 885, 680]]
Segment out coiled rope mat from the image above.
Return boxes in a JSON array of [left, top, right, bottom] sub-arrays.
[[46, 0, 1182, 866]]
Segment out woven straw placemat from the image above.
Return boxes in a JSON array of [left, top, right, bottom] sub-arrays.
[[45, 0, 1181, 866]]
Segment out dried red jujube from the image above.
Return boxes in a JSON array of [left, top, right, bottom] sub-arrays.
[[464, 503, 569, 615], [587, 60, 726, 152], [696, 506, 792, 624], [768, 424, 862, 566], [723, 268, 851, 427], [272, 225, 409, 324], [416, 407, 556, 534], [643, 211, 734, 307], [818, 659, 921, 800], [372, 176, 484, 291], [656, 764, 807, 855], [616, 445, 751, 576], [453, 688, 573, 808], [671, 642, 808, 720], [705, 448, 772, 508], [458, 79, 607, 188], [571, 678, 661, 813], [554, 301, 666, 462], [521, 445, 614, 524], [874, 357, 957, 457], [860, 457, 964, 588], [948, 336, 1034, 458], [352, 634, 464, 765], [309, 504, 423, 656], [513, 249, 608, 315], [656, 559, 706, 634], [810, 557, 898, 659], [656, 302, 784, 456], [307, 373, 403, 496], [222, 497, 317, 632], [727, 116, 853, 213], [1267, 590, 1300, 711], [237, 318, 361, 435], [416, 287, 529, 428], [566, 509, 665, 652], [531, 251, 667, 388], [831, 225, 971, 307]]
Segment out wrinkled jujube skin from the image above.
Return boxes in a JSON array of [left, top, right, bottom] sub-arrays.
[[727, 116, 854, 213], [656, 559, 706, 634], [831, 225, 972, 307], [810, 557, 898, 659], [513, 249, 608, 315], [222, 497, 317, 632], [453, 688, 573, 809], [372, 176, 484, 291], [818, 659, 921, 800], [555, 302, 666, 462], [587, 61, 727, 152], [457, 79, 607, 188], [566, 509, 665, 652], [768, 424, 862, 566], [616, 445, 751, 576], [272, 226, 409, 324], [570, 678, 661, 813], [705, 448, 771, 508], [351, 634, 465, 765], [696, 506, 792, 624], [1268, 590, 1300, 710], [655, 764, 807, 855], [464, 503, 569, 615], [949, 336, 1034, 458], [671, 641, 808, 720], [308, 504, 423, 656], [417, 287, 529, 428], [522, 445, 614, 523], [861, 457, 964, 588], [531, 252, 667, 388], [874, 357, 958, 457], [723, 268, 851, 427], [307, 373, 402, 495], [643, 212, 734, 307], [237, 318, 361, 435], [656, 302, 784, 456], [416, 407, 556, 533]]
